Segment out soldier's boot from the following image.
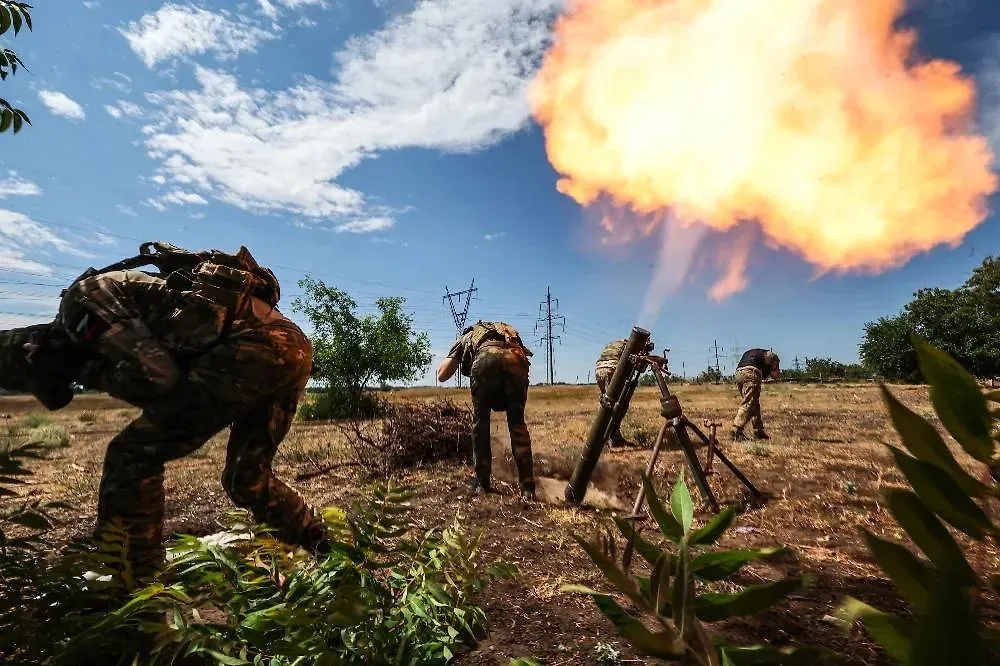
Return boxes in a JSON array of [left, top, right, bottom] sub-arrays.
[[520, 481, 536, 502], [731, 427, 748, 442], [753, 430, 770, 440]]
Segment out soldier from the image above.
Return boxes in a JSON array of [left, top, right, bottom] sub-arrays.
[[594, 339, 629, 446], [437, 321, 536, 501], [32, 242, 329, 581], [731, 348, 780, 442]]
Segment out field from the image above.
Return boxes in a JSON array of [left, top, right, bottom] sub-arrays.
[[5, 381, 1000, 665]]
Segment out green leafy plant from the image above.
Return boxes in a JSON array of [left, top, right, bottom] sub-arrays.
[[0, 1, 31, 134], [563, 472, 836, 665], [835, 337, 1000, 665]]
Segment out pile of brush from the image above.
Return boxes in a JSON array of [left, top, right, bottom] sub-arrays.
[[339, 398, 473, 479]]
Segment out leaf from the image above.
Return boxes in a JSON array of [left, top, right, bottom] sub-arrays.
[[887, 446, 994, 540], [695, 578, 802, 622], [642, 473, 683, 542], [11, 110, 21, 133], [0, 7, 9, 35], [670, 471, 694, 533], [859, 528, 934, 612], [613, 516, 665, 565], [913, 336, 994, 463], [833, 597, 912, 664], [690, 506, 736, 546], [911, 576, 987, 666], [691, 547, 790, 582], [880, 385, 986, 497], [589, 591, 685, 659], [884, 489, 979, 585], [7, 510, 51, 530], [10, 6, 20, 35], [570, 534, 647, 609], [985, 389, 1000, 403], [716, 644, 841, 665], [0, 108, 11, 133], [650, 549, 671, 613]]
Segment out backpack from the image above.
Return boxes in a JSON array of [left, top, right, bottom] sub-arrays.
[[64, 241, 281, 323]]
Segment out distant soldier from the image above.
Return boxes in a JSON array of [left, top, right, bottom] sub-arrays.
[[437, 321, 536, 501], [595, 339, 629, 446], [7, 242, 331, 581], [731, 348, 780, 441]]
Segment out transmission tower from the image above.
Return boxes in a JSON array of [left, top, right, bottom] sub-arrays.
[[535, 286, 565, 384], [710, 340, 724, 376], [443, 279, 477, 387]]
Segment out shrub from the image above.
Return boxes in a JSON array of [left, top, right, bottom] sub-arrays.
[[834, 337, 1000, 665], [20, 413, 51, 428], [297, 386, 389, 421], [563, 472, 836, 664], [1, 480, 516, 665]]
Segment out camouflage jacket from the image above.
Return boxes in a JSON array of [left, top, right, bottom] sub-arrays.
[[447, 321, 532, 377], [595, 339, 627, 372]]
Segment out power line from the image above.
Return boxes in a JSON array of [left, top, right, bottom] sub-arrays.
[[443, 279, 477, 388], [711, 339, 723, 375], [535, 286, 565, 384]]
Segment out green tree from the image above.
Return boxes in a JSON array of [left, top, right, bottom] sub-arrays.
[[291, 275, 432, 418], [0, 2, 32, 135], [859, 255, 1000, 382]]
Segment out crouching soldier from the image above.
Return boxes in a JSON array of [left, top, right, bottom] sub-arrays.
[[12, 242, 332, 581], [731, 348, 780, 442], [437, 321, 536, 501], [594, 339, 630, 447]]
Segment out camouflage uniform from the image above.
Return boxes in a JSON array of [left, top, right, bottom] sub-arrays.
[[732, 348, 778, 441], [57, 268, 327, 580], [446, 321, 534, 497], [595, 339, 628, 445]]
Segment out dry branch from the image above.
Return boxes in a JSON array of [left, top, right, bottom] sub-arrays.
[[337, 398, 473, 479]]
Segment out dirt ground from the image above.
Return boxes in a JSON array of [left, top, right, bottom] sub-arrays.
[[4, 381, 1000, 665]]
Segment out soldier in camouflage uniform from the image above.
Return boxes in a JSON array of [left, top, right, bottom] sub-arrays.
[[595, 339, 629, 446], [50, 247, 329, 580], [437, 321, 536, 501], [731, 348, 780, 442]]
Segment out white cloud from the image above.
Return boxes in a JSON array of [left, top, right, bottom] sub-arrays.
[[120, 4, 277, 69], [117, 204, 138, 216], [38, 90, 86, 120], [0, 172, 41, 198], [257, 0, 326, 19], [105, 100, 145, 119], [82, 1, 100, 9], [92, 72, 132, 93], [0, 313, 58, 329], [0, 210, 90, 274], [140, 0, 562, 220], [335, 217, 395, 233], [484, 232, 505, 241], [93, 231, 117, 245]]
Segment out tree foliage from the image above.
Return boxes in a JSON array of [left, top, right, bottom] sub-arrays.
[[0, 2, 32, 135], [292, 275, 432, 418], [860, 256, 1000, 382]]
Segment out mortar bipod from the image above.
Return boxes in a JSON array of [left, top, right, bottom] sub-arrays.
[[625, 367, 763, 519]]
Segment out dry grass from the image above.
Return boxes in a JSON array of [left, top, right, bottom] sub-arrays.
[[3, 382, 999, 664]]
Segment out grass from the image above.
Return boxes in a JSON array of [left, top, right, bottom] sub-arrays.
[[0, 381, 994, 665]]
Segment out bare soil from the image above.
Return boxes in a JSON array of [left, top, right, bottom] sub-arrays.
[[4, 382, 1000, 665]]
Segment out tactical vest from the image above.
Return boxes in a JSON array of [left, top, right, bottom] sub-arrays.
[[460, 321, 531, 376], [63, 241, 281, 330]]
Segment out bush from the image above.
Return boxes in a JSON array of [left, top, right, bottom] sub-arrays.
[[297, 386, 389, 421], [834, 337, 1000, 664], [563, 472, 836, 664]]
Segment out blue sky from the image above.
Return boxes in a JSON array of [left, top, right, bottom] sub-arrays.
[[0, 0, 998, 386]]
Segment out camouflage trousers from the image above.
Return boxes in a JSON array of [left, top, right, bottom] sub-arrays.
[[595, 366, 627, 444], [732, 366, 765, 434], [469, 344, 534, 490], [94, 315, 327, 580]]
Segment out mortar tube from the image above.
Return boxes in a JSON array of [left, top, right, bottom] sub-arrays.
[[565, 326, 651, 504]]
